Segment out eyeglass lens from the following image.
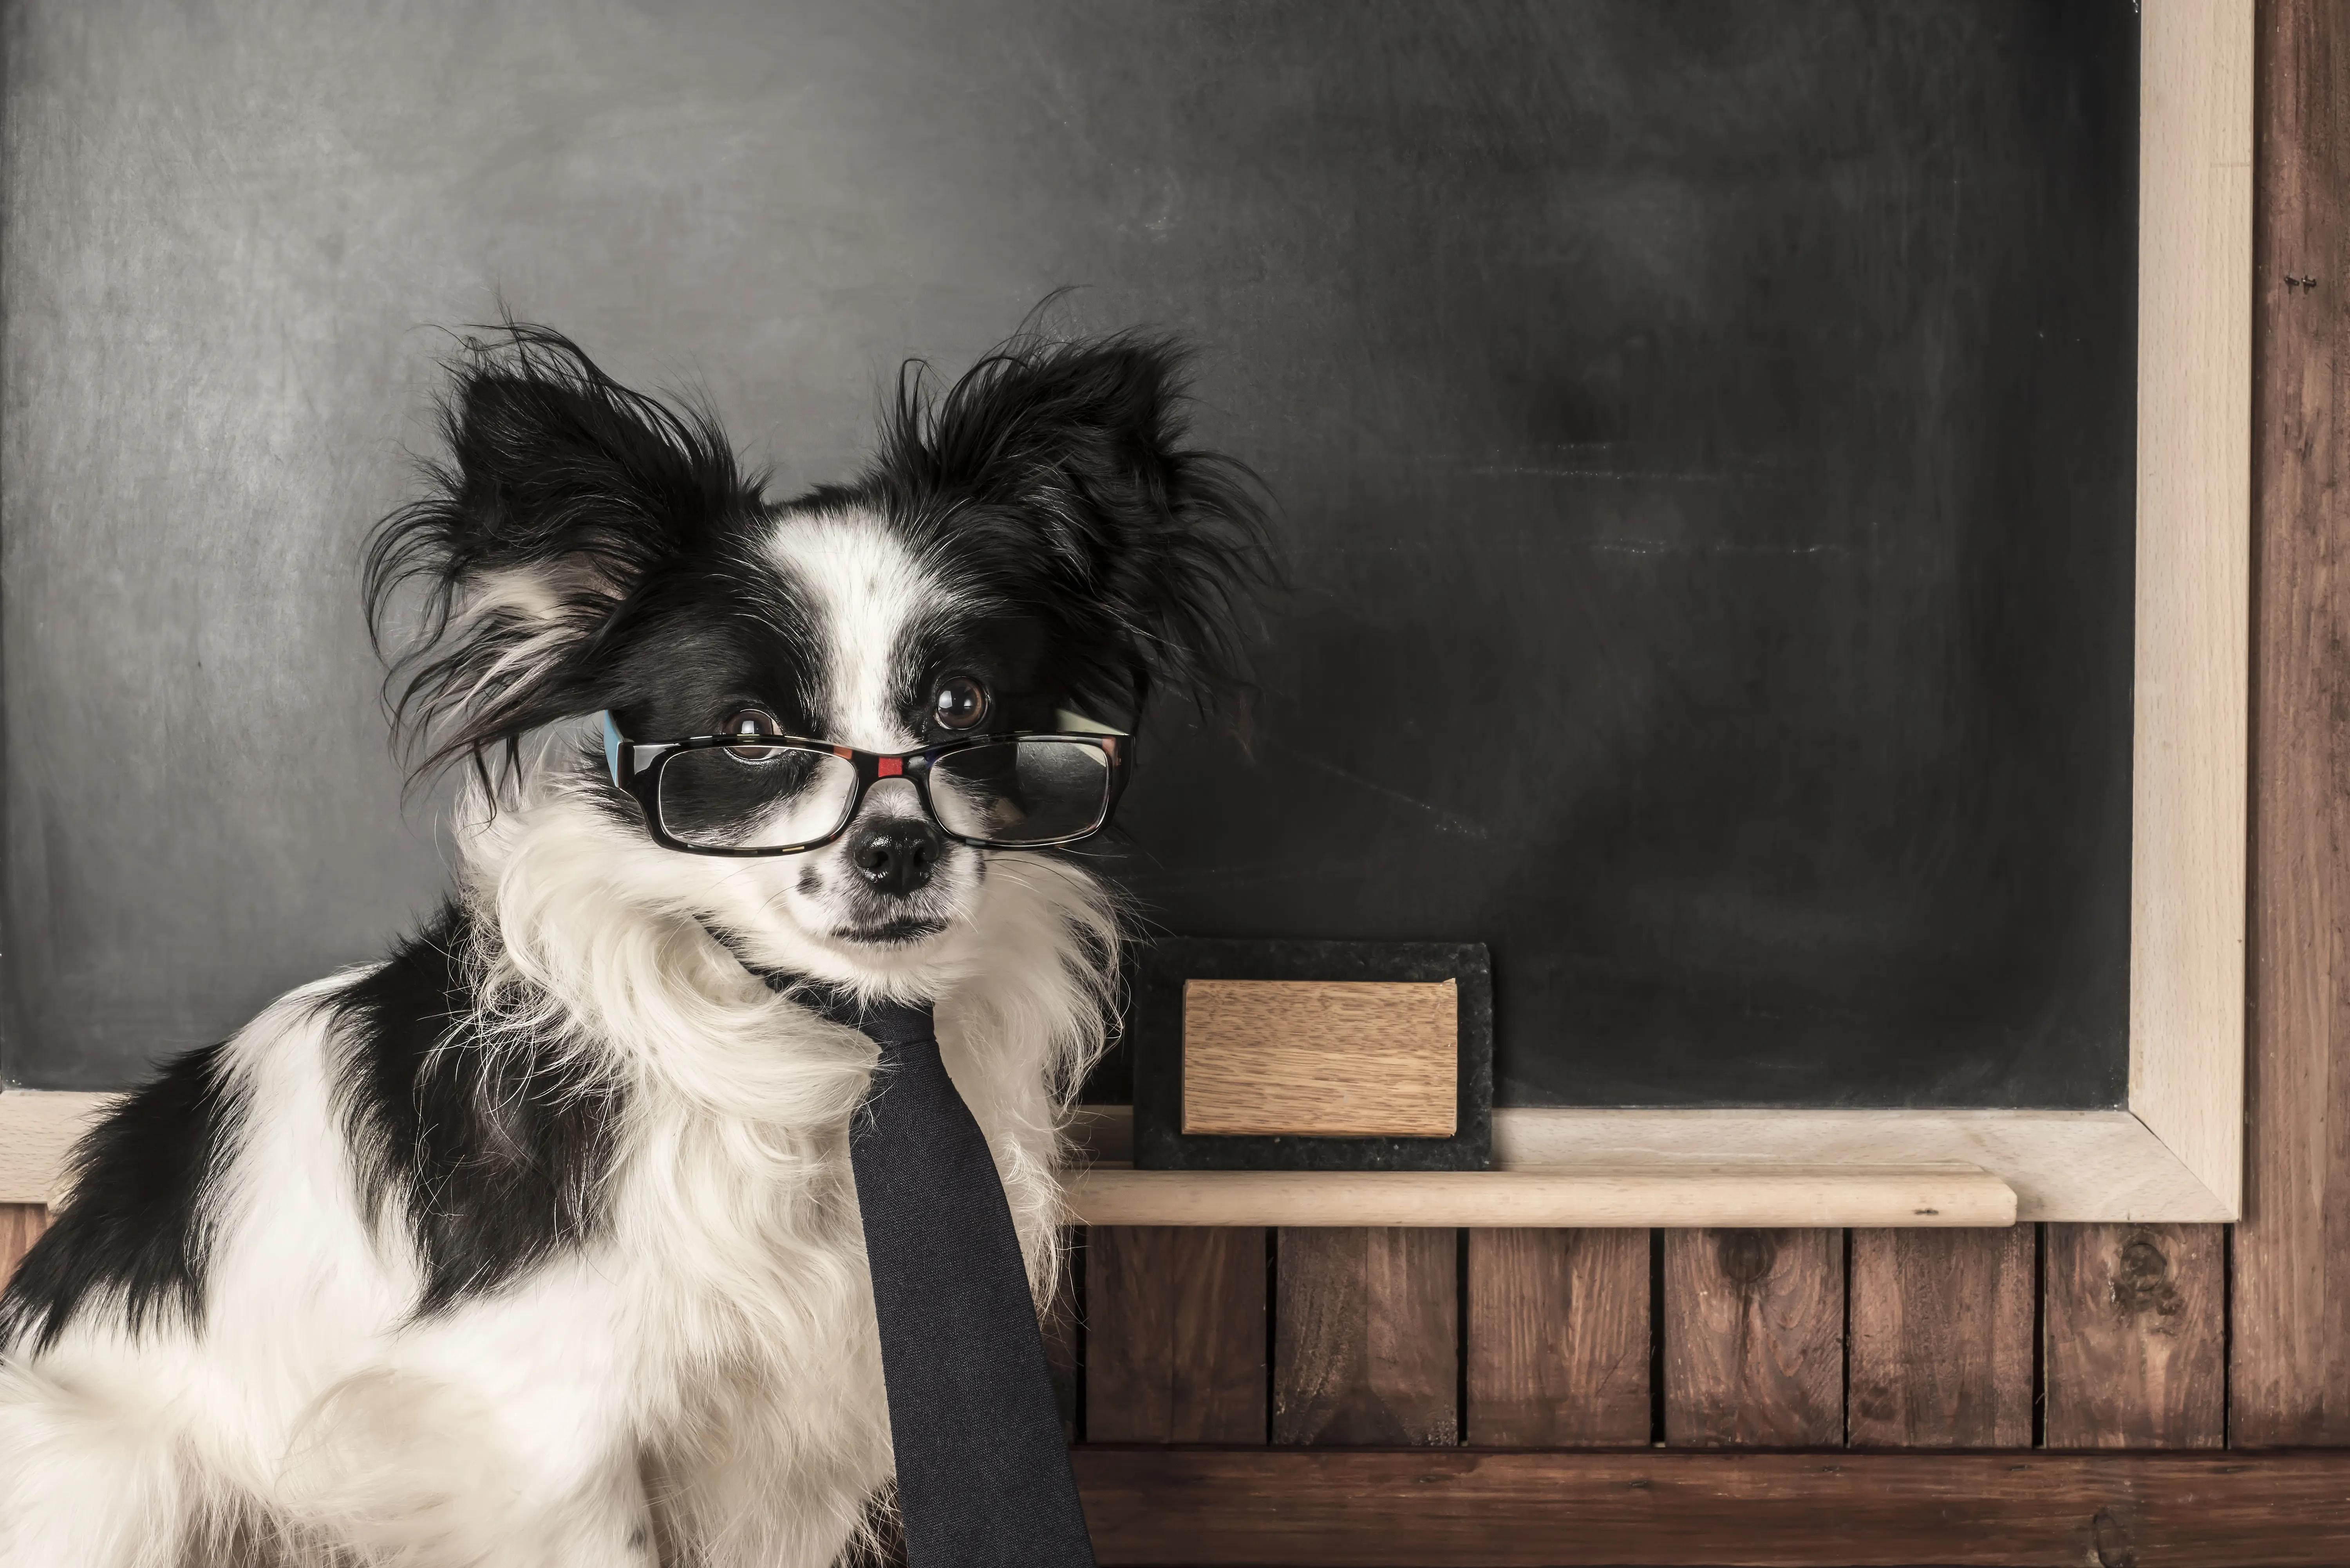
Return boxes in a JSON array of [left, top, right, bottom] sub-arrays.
[[928, 738, 1114, 845], [656, 744, 859, 850]]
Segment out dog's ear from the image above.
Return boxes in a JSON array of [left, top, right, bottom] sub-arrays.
[[366, 325, 761, 782], [876, 332, 1281, 732]]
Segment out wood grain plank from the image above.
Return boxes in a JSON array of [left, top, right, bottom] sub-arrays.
[[2236, 0, 2350, 1447], [1464, 1228, 1648, 1446], [1184, 980, 1457, 1137], [2124, 0, 2254, 1220], [1274, 1227, 1457, 1445], [0, 1203, 48, 1294], [1660, 1228, 1841, 1447], [2044, 1223, 2225, 1448], [1846, 1226, 2034, 1447], [1074, 1447, 2350, 1568], [1085, 1226, 1267, 1444]]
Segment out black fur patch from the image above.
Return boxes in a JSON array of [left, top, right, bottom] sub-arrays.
[[329, 903, 623, 1315], [363, 323, 774, 789], [0, 1041, 248, 1355], [808, 328, 1283, 734]]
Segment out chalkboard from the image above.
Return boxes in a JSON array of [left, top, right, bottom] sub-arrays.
[[2, 1, 2138, 1114], [1112, 6, 2144, 1111]]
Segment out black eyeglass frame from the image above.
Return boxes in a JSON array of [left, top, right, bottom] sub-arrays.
[[604, 719, 1131, 857]]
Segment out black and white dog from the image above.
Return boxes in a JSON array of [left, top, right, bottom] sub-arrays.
[[0, 324, 1270, 1566]]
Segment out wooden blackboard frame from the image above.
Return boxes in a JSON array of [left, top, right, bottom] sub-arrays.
[[1075, 0, 2256, 1227], [0, 2, 2254, 1226]]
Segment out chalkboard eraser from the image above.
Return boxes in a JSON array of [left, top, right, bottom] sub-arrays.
[[1180, 979, 1458, 1137], [1129, 938, 1492, 1172]]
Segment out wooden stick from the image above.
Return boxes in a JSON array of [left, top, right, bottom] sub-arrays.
[[1065, 1165, 2012, 1229]]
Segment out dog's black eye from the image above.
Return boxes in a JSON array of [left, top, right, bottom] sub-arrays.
[[723, 707, 786, 762], [933, 677, 989, 732]]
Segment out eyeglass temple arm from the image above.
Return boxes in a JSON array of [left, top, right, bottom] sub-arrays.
[[1052, 707, 1126, 736], [603, 710, 628, 788]]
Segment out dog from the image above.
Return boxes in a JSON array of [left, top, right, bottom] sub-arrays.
[[0, 323, 1271, 1566]]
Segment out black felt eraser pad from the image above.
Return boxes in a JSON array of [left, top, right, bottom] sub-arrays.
[[1128, 937, 1493, 1172]]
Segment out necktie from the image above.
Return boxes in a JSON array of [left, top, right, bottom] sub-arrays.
[[770, 975, 1098, 1568]]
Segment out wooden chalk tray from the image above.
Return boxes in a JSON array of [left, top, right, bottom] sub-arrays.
[[4, 1090, 2021, 1227], [1065, 1104, 2017, 1228]]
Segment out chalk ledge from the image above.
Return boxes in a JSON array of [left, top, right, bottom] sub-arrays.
[[1061, 1164, 2015, 1229], [1065, 1104, 2017, 1228], [27, 1092, 2240, 1228]]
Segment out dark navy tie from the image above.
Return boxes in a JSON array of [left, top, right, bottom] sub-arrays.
[[770, 975, 1097, 1568]]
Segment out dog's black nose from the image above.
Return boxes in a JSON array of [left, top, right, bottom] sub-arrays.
[[850, 818, 943, 895]]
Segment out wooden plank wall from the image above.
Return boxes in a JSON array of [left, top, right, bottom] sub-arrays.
[[1069, 1220, 2231, 1459]]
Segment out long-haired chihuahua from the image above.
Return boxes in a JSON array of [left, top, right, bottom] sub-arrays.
[[0, 322, 1272, 1566]]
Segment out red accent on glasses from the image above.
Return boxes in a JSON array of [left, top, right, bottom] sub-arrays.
[[877, 755, 904, 778]]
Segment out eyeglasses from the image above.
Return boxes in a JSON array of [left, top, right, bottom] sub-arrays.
[[600, 712, 1129, 856]]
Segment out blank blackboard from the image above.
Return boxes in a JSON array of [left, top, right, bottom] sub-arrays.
[[1113, 5, 2144, 1111], [3, 1, 2138, 1113]]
